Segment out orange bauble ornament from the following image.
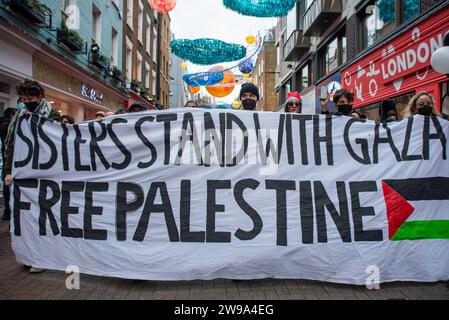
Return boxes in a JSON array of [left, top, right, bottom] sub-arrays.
[[206, 66, 236, 98], [246, 35, 256, 45], [188, 86, 200, 94], [150, 0, 176, 13]]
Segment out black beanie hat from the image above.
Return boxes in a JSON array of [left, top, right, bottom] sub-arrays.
[[379, 99, 397, 116], [239, 83, 260, 101]]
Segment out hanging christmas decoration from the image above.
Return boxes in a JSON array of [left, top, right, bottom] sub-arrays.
[[246, 35, 256, 45], [222, 0, 298, 17], [183, 70, 224, 87], [238, 59, 254, 74], [171, 38, 247, 65], [206, 66, 236, 98], [377, 0, 395, 24], [188, 86, 200, 94], [150, 0, 176, 13], [242, 73, 250, 79], [181, 62, 188, 69]]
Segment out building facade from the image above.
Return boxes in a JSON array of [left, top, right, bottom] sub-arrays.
[[122, 0, 158, 110], [275, 0, 448, 118], [158, 12, 171, 109], [0, 0, 127, 121], [253, 39, 277, 111]]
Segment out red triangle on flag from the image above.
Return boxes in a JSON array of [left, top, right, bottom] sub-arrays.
[[382, 181, 416, 239]]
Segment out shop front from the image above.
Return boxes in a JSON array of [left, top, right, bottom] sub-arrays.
[[341, 4, 449, 120], [33, 55, 127, 122]]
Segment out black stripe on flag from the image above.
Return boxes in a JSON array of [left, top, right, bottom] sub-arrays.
[[383, 177, 449, 201]]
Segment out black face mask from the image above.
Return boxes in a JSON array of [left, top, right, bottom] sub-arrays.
[[242, 99, 257, 111], [337, 104, 353, 116], [418, 106, 433, 116], [25, 101, 40, 112]]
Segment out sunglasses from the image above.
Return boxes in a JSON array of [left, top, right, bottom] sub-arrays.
[[287, 102, 301, 107]]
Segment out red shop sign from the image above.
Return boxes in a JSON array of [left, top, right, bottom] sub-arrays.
[[341, 5, 449, 108]]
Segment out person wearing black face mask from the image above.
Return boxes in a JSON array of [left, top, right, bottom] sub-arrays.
[[239, 83, 260, 111], [4, 80, 59, 192], [321, 89, 356, 117], [402, 92, 444, 119], [379, 99, 399, 123]]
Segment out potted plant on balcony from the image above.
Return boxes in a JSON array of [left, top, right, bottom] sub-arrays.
[[91, 53, 110, 71], [57, 22, 84, 52], [130, 80, 141, 93], [140, 87, 150, 98], [7, 0, 50, 25], [111, 66, 123, 82]]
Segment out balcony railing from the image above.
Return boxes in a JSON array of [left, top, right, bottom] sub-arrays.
[[303, 0, 342, 37], [283, 30, 310, 61]]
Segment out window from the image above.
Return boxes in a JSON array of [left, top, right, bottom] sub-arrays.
[[137, 1, 143, 43], [146, 15, 151, 54], [92, 5, 101, 47], [360, 0, 420, 51], [126, 0, 133, 30], [319, 32, 346, 78], [112, 28, 118, 67], [62, 0, 78, 29], [152, 26, 157, 63], [145, 62, 151, 89], [137, 52, 142, 82], [301, 64, 310, 91], [325, 38, 338, 75], [126, 37, 132, 82], [356, 92, 414, 121], [152, 70, 156, 96]]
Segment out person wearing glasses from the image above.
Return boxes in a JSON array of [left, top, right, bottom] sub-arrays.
[[283, 92, 302, 113]]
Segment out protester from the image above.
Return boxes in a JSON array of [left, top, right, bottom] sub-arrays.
[[128, 102, 148, 113], [321, 89, 356, 117], [402, 92, 443, 118], [95, 111, 106, 121], [184, 101, 198, 108], [379, 99, 399, 123], [3, 79, 60, 274], [0, 107, 17, 221], [239, 83, 260, 111], [283, 92, 302, 113], [61, 114, 75, 125]]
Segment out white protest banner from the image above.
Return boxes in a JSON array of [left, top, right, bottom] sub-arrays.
[[9, 109, 449, 284]]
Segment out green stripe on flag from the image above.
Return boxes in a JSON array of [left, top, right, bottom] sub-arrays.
[[391, 220, 449, 241]]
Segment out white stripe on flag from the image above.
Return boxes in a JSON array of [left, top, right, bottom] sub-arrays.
[[406, 200, 449, 222]]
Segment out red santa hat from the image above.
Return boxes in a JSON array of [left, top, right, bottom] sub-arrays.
[[285, 91, 302, 104]]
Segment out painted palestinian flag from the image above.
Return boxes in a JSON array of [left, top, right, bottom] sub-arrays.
[[382, 178, 449, 241]]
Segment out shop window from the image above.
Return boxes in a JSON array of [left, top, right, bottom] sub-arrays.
[[356, 92, 414, 121]]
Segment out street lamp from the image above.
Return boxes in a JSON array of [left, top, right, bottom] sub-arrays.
[[431, 31, 449, 76]]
